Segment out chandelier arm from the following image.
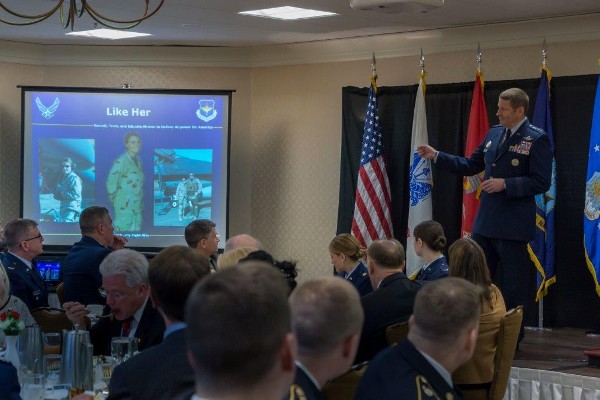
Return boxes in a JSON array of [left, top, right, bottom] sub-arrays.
[[83, 0, 164, 24], [0, 15, 54, 26], [87, 15, 142, 30], [0, 1, 65, 20]]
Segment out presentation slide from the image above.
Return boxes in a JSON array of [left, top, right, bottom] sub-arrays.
[[21, 87, 231, 249]]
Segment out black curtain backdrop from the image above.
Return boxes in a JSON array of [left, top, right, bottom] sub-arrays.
[[338, 74, 599, 329]]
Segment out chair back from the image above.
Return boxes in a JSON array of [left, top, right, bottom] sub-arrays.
[[490, 306, 523, 400], [31, 307, 73, 333], [56, 283, 65, 306], [385, 320, 409, 346], [322, 363, 367, 400]]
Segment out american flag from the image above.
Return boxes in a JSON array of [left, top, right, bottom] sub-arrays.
[[351, 77, 393, 247]]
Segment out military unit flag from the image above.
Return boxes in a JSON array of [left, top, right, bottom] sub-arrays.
[[461, 71, 490, 238], [406, 73, 433, 275], [351, 75, 394, 247], [584, 75, 600, 296]]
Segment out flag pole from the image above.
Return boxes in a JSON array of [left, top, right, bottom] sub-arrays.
[[538, 38, 548, 331]]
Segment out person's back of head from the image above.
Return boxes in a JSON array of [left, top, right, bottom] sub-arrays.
[[448, 238, 493, 306], [239, 251, 298, 294], [185, 262, 295, 399], [329, 233, 366, 262], [148, 246, 211, 322], [413, 220, 447, 253], [224, 234, 263, 252], [79, 206, 109, 235], [408, 277, 482, 371], [290, 276, 364, 381], [367, 239, 405, 270], [217, 246, 257, 269]]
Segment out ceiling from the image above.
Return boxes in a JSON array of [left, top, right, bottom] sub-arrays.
[[0, 0, 598, 48]]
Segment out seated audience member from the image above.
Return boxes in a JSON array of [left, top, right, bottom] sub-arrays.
[[184, 219, 220, 273], [217, 246, 257, 269], [184, 262, 296, 400], [0, 262, 35, 345], [329, 234, 372, 297], [0, 219, 48, 310], [355, 278, 482, 400], [62, 206, 127, 305], [411, 220, 449, 281], [224, 234, 263, 251], [108, 246, 211, 400], [0, 359, 21, 400], [448, 238, 507, 389], [240, 250, 299, 294], [286, 277, 364, 400], [64, 249, 165, 355], [355, 240, 423, 364]]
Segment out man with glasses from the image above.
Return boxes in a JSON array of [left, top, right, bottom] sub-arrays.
[[0, 218, 48, 310], [62, 206, 127, 306], [184, 219, 220, 273], [64, 249, 165, 356], [52, 157, 82, 223]]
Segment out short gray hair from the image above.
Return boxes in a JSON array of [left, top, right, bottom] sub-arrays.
[[99, 249, 149, 287], [3, 219, 38, 250]]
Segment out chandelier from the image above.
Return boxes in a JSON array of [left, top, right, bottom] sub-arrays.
[[0, 0, 165, 30]]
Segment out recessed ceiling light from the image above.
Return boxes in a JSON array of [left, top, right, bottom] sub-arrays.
[[66, 29, 152, 40], [239, 6, 337, 20]]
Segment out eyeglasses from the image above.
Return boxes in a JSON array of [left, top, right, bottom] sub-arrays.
[[23, 234, 43, 242], [216, 234, 221, 240], [62, 164, 72, 168], [98, 288, 127, 301]]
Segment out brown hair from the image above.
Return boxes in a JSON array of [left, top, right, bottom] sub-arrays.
[[413, 220, 446, 252], [329, 233, 366, 261], [499, 88, 529, 114], [448, 238, 492, 306]]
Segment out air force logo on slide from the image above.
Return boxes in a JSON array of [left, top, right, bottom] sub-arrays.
[[196, 99, 218, 122], [36, 97, 60, 119]]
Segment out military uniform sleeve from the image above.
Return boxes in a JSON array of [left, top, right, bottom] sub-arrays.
[[435, 138, 487, 176]]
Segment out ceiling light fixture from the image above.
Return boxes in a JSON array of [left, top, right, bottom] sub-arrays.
[[0, 0, 164, 30], [66, 28, 151, 40], [239, 6, 337, 21]]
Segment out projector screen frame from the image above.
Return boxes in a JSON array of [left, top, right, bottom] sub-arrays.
[[20, 85, 233, 253]]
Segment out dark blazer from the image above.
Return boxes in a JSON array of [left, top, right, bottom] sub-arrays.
[[285, 364, 324, 400], [414, 256, 449, 281], [0, 359, 21, 400], [90, 299, 165, 356], [108, 327, 194, 400], [355, 340, 462, 400], [62, 235, 111, 305], [1, 252, 49, 310], [347, 262, 373, 297], [436, 119, 552, 242], [355, 272, 423, 363]]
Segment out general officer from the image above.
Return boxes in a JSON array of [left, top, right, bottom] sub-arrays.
[[107, 132, 144, 231], [417, 87, 552, 340]]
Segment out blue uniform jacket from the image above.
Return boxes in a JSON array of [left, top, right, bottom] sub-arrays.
[[62, 236, 111, 306], [347, 262, 373, 297], [0, 359, 21, 400], [285, 364, 324, 400], [355, 339, 462, 400], [436, 119, 552, 242], [0, 252, 49, 310], [414, 256, 449, 281]]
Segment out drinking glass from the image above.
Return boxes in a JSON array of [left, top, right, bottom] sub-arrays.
[[43, 332, 61, 355], [21, 372, 45, 400], [44, 354, 61, 385], [110, 337, 133, 364]]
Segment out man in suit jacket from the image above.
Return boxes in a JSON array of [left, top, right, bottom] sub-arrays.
[[64, 249, 165, 356], [108, 246, 211, 400], [354, 240, 423, 364], [355, 278, 482, 400], [62, 206, 127, 306], [418, 88, 552, 336], [285, 277, 364, 400], [0, 219, 48, 310]]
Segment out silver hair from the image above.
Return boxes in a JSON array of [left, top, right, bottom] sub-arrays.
[[99, 249, 149, 287]]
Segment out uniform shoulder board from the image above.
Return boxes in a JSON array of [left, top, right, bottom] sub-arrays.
[[491, 123, 503, 128], [287, 384, 307, 400], [416, 375, 439, 399]]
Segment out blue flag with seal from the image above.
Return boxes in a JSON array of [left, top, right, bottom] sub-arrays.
[[527, 67, 556, 301], [584, 75, 600, 296]]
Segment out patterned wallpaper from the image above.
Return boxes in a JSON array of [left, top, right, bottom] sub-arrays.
[[1, 39, 599, 284]]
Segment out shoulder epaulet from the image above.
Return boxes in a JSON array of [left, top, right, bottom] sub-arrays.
[[491, 123, 503, 128]]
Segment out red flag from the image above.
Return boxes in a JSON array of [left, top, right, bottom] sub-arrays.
[[461, 71, 490, 237]]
